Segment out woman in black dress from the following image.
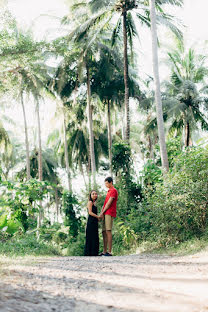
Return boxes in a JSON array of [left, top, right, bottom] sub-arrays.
[[84, 190, 100, 256]]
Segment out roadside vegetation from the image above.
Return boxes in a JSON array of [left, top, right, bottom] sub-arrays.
[[1, 1, 208, 257]]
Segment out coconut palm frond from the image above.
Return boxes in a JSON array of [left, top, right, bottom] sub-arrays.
[[155, 0, 183, 7], [156, 13, 183, 40], [111, 18, 122, 46], [126, 12, 138, 60]]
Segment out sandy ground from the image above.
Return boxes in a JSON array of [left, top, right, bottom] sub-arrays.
[[0, 253, 208, 312]]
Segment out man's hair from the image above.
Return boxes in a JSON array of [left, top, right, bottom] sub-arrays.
[[105, 176, 113, 183]]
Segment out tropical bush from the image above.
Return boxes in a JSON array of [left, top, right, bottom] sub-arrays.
[[0, 179, 51, 235], [0, 233, 61, 256], [142, 146, 208, 246]]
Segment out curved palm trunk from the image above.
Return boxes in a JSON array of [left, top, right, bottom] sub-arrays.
[[63, 111, 72, 192], [150, 0, 169, 172], [86, 63, 96, 188], [20, 92, 30, 180], [107, 99, 113, 177], [122, 10, 130, 143]]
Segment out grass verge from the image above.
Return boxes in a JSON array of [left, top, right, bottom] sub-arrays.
[[137, 236, 208, 256], [0, 234, 62, 257]]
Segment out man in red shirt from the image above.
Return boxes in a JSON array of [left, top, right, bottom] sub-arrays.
[[99, 176, 118, 256]]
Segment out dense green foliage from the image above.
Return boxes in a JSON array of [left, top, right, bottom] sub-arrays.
[[113, 145, 208, 252], [146, 147, 208, 244], [0, 233, 61, 256], [1, 1, 208, 257], [1, 145, 208, 256]]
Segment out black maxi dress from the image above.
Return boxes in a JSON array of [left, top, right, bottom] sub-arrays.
[[84, 204, 99, 256]]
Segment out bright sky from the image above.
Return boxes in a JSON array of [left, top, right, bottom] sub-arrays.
[[5, 0, 208, 80], [5, 0, 208, 44], [3, 0, 208, 121]]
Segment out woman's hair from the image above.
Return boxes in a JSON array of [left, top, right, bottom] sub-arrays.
[[89, 190, 98, 202]]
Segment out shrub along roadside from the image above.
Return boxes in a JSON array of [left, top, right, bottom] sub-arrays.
[[0, 233, 61, 257], [120, 146, 208, 252], [1, 146, 208, 257], [145, 147, 208, 246], [137, 229, 208, 256]]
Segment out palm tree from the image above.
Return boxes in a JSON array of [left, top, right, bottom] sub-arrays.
[[0, 121, 12, 179], [91, 44, 141, 175], [0, 25, 49, 181], [19, 67, 48, 183], [68, 0, 182, 145], [150, 0, 167, 171], [67, 0, 138, 143], [48, 53, 80, 192], [91, 46, 122, 176], [63, 110, 72, 192], [149, 0, 183, 171], [115, 0, 138, 142], [20, 91, 31, 180], [164, 41, 208, 146], [18, 147, 62, 221], [86, 60, 97, 187], [134, 81, 158, 161], [59, 32, 108, 187]]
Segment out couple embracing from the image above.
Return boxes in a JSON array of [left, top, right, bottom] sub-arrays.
[[84, 177, 118, 257]]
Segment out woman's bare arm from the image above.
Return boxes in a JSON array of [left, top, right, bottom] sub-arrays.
[[88, 201, 99, 219]]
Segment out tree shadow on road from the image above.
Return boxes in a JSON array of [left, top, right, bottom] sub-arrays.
[[0, 282, 149, 312]]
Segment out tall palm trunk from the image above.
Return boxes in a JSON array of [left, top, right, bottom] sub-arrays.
[[113, 108, 117, 136], [185, 121, 190, 147], [150, 0, 169, 171], [121, 105, 125, 140], [107, 99, 113, 176], [86, 63, 96, 188], [20, 92, 30, 180], [122, 9, 130, 142], [148, 135, 154, 161], [86, 161, 91, 191], [63, 111, 72, 192], [36, 100, 43, 181], [36, 99, 43, 236], [79, 162, 87, 190], [54, 187, 59, 222]]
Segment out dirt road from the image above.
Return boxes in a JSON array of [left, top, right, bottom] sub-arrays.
[[0, 253, 208, 312]]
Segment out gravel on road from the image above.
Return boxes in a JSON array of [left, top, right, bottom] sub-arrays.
[[0, 253, 208, 312]]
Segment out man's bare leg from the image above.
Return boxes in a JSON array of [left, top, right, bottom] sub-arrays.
[[106, 230, 112, 254], [102, 230, 107, 254]]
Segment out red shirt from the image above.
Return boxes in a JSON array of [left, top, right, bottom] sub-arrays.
[[103, 186, 118, 218]]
